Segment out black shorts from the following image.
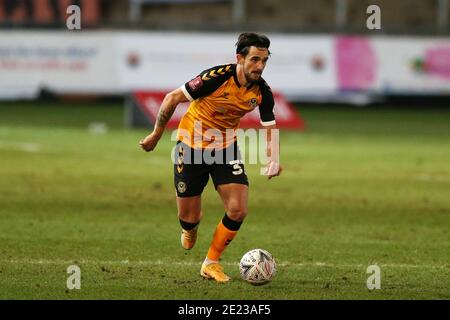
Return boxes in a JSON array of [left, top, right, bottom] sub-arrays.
[[173, 141, 249, 197]]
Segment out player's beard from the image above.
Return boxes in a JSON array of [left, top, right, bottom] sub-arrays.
[[244, 70, 262, 84]]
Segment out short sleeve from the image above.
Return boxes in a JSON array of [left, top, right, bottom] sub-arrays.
[[181, 64, 234, 101], [259, 80, 276, 126]]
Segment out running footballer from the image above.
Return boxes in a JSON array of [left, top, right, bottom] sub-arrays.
[[140, 32, 282, 282]]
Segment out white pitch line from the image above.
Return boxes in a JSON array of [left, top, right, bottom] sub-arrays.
[[0, 141, 40, 153], [414, 175, 450, 182], [0, 259, 447, 270]]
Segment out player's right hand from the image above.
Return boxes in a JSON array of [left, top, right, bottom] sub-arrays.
[[139, 132, 161, 152]]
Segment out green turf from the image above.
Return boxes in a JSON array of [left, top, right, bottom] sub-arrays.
[[0, 101, 449, 299]]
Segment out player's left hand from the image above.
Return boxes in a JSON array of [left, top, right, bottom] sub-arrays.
[[264, 161, 282, 179]]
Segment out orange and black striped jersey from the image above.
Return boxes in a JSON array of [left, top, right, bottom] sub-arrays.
[[178, 63, 276, 149]]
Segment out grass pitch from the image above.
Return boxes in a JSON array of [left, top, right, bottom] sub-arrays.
[[0, 101, 449, 299]]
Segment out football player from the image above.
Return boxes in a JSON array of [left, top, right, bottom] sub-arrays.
[[140, 32, 282, 282]]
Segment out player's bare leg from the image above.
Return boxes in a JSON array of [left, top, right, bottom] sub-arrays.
[[217, 183, 248, 223], [177, 195, 202, 250], [201, 183, 248, 282]]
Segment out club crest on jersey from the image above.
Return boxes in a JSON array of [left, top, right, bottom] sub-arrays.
[[177, 181, 187, 194], [188, 76, 203, 92], [248, 98, 259, 109]]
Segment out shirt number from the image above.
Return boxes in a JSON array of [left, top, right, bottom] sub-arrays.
[[229, 160, 243, 175]]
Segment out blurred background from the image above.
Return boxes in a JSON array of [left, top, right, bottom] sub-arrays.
[[0, 0, 449, 299], [1, 0, 450, 113], [0, 0, 449, 33]]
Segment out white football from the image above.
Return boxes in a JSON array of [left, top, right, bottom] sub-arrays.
[[239, 248, 276, 285]]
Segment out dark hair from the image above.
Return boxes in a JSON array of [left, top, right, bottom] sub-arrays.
[[235, 32, 271, 56]]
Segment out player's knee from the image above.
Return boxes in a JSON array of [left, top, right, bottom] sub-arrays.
[[227, 206, 248, 222], [178, 211, 202, 223]]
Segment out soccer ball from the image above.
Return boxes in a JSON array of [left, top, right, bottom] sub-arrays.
[[239, 249, 276, 285]]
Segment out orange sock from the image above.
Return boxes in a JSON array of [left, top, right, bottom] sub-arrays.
[[207, 221, 238, 261]]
